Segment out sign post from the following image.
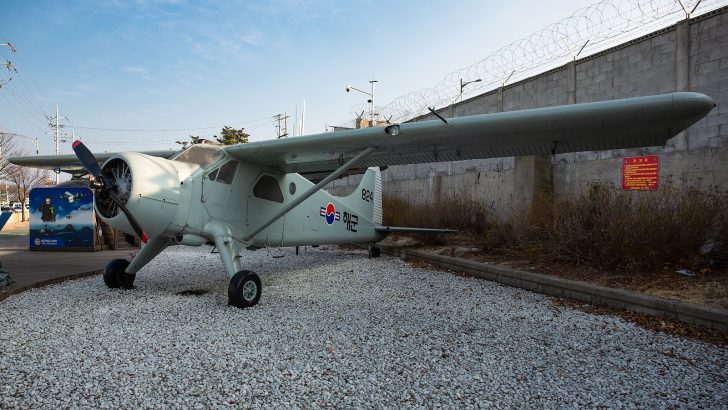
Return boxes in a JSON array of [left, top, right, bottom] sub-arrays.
[[622, 155, 659, 191]]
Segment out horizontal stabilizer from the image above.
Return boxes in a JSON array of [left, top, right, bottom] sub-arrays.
[[375, 226, 457, 234]]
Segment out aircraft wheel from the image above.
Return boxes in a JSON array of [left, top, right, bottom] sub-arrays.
[[103, 259, 135, 289], [228, 270, 261, 309]]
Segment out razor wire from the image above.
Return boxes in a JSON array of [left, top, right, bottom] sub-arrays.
[[339, 0, 727, 127]]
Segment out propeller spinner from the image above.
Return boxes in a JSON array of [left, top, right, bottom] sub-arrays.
[[71, 141, 148, 244]]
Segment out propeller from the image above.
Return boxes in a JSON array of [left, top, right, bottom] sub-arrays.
[[72, 141, 148, 244]]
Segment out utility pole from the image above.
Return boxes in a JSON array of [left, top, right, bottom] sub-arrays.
[[0, 42, 16, 53], [273, 113, 289, 139], [47, 105, 67, 184], [368, 80, 377, 125], [0, 43, 16, 90], [55, 105, 59, 158], [346, 79, 378, 126]]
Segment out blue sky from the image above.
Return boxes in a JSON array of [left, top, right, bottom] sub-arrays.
[[0, 0, 594, 155]]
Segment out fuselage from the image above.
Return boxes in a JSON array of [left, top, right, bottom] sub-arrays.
[[96, 145, 384, 248]]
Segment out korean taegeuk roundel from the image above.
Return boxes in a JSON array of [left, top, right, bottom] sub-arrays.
[[325, 203, 336, 225]]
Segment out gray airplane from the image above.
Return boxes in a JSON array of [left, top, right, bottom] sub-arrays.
[[10, 92, 715, 308]]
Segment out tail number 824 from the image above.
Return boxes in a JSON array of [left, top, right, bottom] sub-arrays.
[[362, 189, 374, 202]]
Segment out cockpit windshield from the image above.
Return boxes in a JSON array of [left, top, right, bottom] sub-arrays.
[[170, 145, 225, 167]]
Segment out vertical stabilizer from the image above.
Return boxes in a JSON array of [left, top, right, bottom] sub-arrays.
[[343, 167, 382, 224]]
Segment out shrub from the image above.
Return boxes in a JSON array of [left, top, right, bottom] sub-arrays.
[[384, 183, 728, 272], [382, 193, 490, 241]]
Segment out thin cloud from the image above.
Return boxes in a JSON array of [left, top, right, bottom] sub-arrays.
[[122, 66, 152, 80]]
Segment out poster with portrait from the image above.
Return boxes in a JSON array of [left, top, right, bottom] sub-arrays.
[[29, 187, 95, 251]]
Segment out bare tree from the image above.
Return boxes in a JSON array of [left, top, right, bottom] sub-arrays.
[[0, 134, 19, 180], [5, 156, 50, 222]]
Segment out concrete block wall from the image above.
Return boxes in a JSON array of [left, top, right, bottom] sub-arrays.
[[554, 9, 728, 196], [327, 7, 728, 220], [503, 68, 571, 111]]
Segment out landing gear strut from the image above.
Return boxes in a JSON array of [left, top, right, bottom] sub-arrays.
[[228, 270, 262, 308], [103, 259, 135, 289]]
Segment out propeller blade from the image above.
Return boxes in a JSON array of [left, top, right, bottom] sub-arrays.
[[71, 140, 103, 179], [72, 140, 148, 244], [107, 191, 148, 244]]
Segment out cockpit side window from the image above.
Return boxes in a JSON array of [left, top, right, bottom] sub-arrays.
[[216, 161, 239, 185], [252, 175, 284, 203], [208, 168, 219, 180]]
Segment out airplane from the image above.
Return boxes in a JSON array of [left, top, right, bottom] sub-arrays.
[[9, 92, 716, 309], [58, 190, 91, 203]]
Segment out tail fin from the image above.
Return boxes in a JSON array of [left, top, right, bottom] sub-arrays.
[[343, 167, 382, 224]]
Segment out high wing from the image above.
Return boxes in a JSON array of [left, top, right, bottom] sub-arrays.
[[8, 150, 178, 175], [224, 92, 715, 174]]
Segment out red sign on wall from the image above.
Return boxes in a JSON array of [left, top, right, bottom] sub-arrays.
[[622, 155, 659, 190]]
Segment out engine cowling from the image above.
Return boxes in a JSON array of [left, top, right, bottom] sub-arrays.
[[96, 152, 194, 239]]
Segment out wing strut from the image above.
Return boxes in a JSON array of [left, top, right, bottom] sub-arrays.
[[242, 147, 377, 242]]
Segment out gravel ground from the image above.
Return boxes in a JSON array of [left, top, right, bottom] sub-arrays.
[[1, 245, 727, 408]]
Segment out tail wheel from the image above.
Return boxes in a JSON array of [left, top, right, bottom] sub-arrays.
[[368, 245, 381, 258], [228, 270, 262, 309], [103, 259, 135, 289]]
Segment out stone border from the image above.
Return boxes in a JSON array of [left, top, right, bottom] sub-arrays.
[[381, 245, 728, 332], [0, 269, 103, 303]]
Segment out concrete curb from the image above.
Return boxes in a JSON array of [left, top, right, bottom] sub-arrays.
[[0, 269, 103, 303], [380, 245, 728, 332]]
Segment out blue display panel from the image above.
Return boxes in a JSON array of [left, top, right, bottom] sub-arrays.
[[29, 187, 95, 250]]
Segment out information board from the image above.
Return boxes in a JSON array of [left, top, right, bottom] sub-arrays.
[[622, 155, 659, 190], [29, 187, 95, 251]]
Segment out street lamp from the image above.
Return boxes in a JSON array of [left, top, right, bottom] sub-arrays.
[[346, 80, 378, 126], [0, 132, 39, 155]]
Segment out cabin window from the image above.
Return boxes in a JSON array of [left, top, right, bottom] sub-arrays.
[[171, 145, 224, 167], [216, 161, 238, 185], [208, 169, 219, 180], [289, 182, 296, 195], [253, 175, 284, 203]]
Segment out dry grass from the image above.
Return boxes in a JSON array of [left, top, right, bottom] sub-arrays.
[[384, 183, 728, 273], [383, 194, 490, 244]]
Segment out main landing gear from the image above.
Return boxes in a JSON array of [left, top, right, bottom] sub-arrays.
[[103, 259, 135, 289], [205, 222, 263, 309], [228, 270, 262, 308], [101, 223, 265, 310]]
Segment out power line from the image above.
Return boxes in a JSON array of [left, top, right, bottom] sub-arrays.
[[0, 70, 49, 125], [0, 91, 47, 134], [0, 32, 54, 113], [1, 58, 48, 115], [273, 113, 289, 138], [70, 115, 274, 132], [9, 66, 50, 115], [13, 60, 54, 113]]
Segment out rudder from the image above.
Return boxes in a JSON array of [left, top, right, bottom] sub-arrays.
[[342, 167, 382, 224]]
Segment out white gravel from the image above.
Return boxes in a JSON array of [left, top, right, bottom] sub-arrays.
[[1, 245, 727, 408]]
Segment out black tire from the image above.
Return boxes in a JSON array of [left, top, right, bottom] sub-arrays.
[[103, 259, 135, 290], [371, 246, 381, 258], [368, 245, 381, 258], [228, 270, 262, 309]]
